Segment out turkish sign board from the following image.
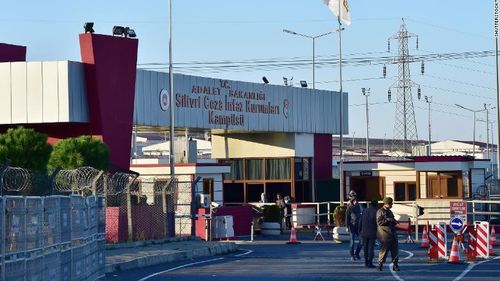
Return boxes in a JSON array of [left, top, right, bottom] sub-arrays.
[[450, 201, 467, 233], [134, 70, 347, 134]]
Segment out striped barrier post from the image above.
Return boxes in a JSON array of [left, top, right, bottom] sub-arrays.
[[428, 228, 439, 261], [467, 225, 477, 262], [436, 222, 448, 259], [475, 221, 490, 258]]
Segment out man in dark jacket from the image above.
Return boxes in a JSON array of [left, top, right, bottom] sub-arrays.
[[376, 197, 399, 272], [276, 193, 286, 233], [359, 199, 378, 268], [345, 190, 362, 260]]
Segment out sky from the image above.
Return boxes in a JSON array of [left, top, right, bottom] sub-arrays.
[[1, 1, 498, 143]]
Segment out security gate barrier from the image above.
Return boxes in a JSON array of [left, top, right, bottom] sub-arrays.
[[0, 195, 105, 281]]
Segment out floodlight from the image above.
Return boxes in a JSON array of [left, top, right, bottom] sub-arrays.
[[112, 26, 125, 36], [262, 76, 269, 84], [300, 80, 308, 88], [84, 22, 94, 34], [125, 27, 137, 38]]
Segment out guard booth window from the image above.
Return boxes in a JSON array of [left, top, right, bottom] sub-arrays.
[[427, 172, 463, 199], [394, 182, 417, 201]]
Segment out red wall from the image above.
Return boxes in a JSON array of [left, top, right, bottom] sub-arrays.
[[79, 34, 138, 171], [314, 134, 333, 180], [0, 43, 26, 62]]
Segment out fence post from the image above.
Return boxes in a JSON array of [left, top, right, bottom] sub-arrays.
[[126, 179, 134, 242], [162, 178, 172, 239], [91, 171, 104, 196], [327, 202, 331, 226], [191, 177, 202, 236], [48, 167, 62, 196], [414, 201, 419, 242]]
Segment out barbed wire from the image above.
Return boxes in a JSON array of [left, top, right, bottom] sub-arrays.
[[1, 166, 32, 192]]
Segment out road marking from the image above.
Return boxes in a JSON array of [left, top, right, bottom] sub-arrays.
[[234, 249, 253, 257], [137, 257, 224, 281], [453, 256, 500, 281], [389, 249, 414, 281]]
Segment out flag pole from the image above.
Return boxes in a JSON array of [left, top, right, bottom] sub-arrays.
[[338, 0, 345, 205]]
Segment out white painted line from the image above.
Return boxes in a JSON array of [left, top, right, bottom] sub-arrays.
[[389, 249, 414, 281], [453, 256, 500, 281], [401, 250, 414, 259], [234, 249, 253, 257], [137, 257, 224, 281]]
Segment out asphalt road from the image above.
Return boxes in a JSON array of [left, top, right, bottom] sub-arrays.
[[107, 236, 500, 281]]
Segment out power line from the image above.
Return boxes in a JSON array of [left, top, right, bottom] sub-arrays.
[[138, 50, 499, 72]]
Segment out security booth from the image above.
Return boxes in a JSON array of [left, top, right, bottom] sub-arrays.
[[343, 156, 490, 225]]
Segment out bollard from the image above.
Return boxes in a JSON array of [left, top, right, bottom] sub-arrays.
[[251, 221, 254, 242]]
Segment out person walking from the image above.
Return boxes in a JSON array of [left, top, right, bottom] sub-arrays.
[[284, 195, 292, 230], [376, 197, 399, 272], [276, 193, 286, 233], [345, 190, 362, 260], [359, 199, 378, 268]]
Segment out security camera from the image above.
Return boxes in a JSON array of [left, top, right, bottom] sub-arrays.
[[211, 202, 221, 209]]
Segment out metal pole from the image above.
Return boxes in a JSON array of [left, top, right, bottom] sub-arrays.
[[169, 0, 175, 177], [428, 101, 431, 156], [495, 0, 500, 179], [338, 5, 345, 205], [473, 111, 477, 158], [362, 88, 370, 161], [312, 38, 316, 89], [426, 96, 432, 156], [486, 104, 491, 162]]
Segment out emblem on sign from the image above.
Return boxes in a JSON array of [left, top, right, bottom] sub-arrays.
[[159, 89, 169, 111], [283, 99, 289, 119]]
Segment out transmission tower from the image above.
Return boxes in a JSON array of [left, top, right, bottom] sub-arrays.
[[385, 19, 423, 156]]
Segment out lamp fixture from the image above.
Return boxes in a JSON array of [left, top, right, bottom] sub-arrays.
[[84, 22, 94, 34], [112, 26, 126, 36], [125, 27, 137, 38]]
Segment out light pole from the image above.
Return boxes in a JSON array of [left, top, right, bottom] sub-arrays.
[[362, 88, 371, 160], [456, 104, 486, 158], [495, 0, 500, 178], [283, 28, 339, 89], [425, 96, 432, 156], [352, 131, 356, 149]]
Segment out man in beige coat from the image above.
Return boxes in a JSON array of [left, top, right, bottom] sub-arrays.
[[376, 197, 399, 272]]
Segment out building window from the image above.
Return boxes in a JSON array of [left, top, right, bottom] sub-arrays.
[[394, 182, 417, 201], [225, 160, 243, 181], [266, 159, 291, 180], [246, 159, 263, 180], [427, 172, 463, 199]]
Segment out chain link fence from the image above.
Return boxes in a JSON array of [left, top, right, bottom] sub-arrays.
[[0, 164, 203, 244]]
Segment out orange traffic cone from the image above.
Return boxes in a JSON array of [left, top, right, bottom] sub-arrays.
[[491, 226, 497, 246], [287, 227, 301, 244], [448, 237, 462, 264], [421, 227, 429, 248]]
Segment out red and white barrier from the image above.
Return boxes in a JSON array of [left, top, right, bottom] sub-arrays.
[[428, 228, 439, 261], [436, 222, 448, 259], [475, 221, 490, 258]]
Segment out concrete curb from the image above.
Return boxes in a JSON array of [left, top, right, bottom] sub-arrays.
[[105, 242, 238, 274], [105, 236, 200, 250]]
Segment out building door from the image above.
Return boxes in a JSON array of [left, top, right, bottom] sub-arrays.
[[349, 177, 385, 201]]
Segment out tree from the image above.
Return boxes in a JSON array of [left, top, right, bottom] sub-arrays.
[[48, 136, 109, 171], [0, 127, 52, 171]]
